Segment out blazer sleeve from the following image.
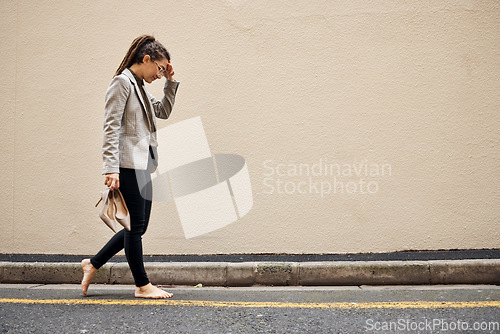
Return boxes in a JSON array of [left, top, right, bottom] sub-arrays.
[[101, 75, 131, 175], [149, 79, 180, 119]]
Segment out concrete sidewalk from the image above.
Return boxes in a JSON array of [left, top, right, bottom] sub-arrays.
[[0, 259, 499, 286]]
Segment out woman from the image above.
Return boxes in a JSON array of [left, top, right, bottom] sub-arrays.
[[81, 35, 179, 299]]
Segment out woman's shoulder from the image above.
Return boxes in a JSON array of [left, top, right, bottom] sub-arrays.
[[113, 71, 132, 83], [108, 72, 133, 91]]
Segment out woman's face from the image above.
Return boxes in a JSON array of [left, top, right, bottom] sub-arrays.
[[144, 57, 170, 84]]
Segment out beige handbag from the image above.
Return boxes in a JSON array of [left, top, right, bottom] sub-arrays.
[[95, 189, 131, 232]]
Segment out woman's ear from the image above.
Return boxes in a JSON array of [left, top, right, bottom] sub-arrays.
[[142, 55, 151, 63]]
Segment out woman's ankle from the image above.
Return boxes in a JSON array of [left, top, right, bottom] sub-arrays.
[[136, 282, 152, 290]]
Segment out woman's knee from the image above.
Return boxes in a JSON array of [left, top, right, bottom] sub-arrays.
[[127, 221, 146, 235]]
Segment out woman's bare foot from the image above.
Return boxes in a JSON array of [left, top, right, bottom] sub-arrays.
[[81, 259, 97, 296], [135, 283, 173, 299]]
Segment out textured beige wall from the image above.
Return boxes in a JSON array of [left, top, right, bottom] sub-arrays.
[[0, 0, 498, 255]]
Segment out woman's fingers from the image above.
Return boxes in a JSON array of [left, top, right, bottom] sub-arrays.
[[110, 178, 119, 190], [105, 173, 120, 190], [166, 62, 175, 80]]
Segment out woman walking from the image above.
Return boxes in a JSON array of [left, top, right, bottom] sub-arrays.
[[81, 35, 179, 299]]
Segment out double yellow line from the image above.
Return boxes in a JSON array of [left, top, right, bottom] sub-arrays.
[[0, 298, 499, 309]]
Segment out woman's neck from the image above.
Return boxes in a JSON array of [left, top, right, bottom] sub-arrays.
[[129, 64, 144, 80]]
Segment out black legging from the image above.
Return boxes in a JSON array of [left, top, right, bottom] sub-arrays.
[[91, 147, 155, 287]]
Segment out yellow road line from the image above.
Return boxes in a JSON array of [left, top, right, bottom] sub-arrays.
[[0, 298, 499, 309]]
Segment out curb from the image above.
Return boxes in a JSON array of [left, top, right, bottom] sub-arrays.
[[0, 260, 499, 286]]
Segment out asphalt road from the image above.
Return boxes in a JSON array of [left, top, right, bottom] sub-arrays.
[[0, 284, 499, 333]]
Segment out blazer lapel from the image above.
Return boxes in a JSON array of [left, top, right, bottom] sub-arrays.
[[122, 68, 155, 131]]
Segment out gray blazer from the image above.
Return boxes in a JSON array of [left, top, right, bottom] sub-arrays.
[[101, 68, 179, 174]]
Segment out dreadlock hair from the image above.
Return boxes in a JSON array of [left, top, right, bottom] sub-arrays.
[[114, 35, 171, 77]]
